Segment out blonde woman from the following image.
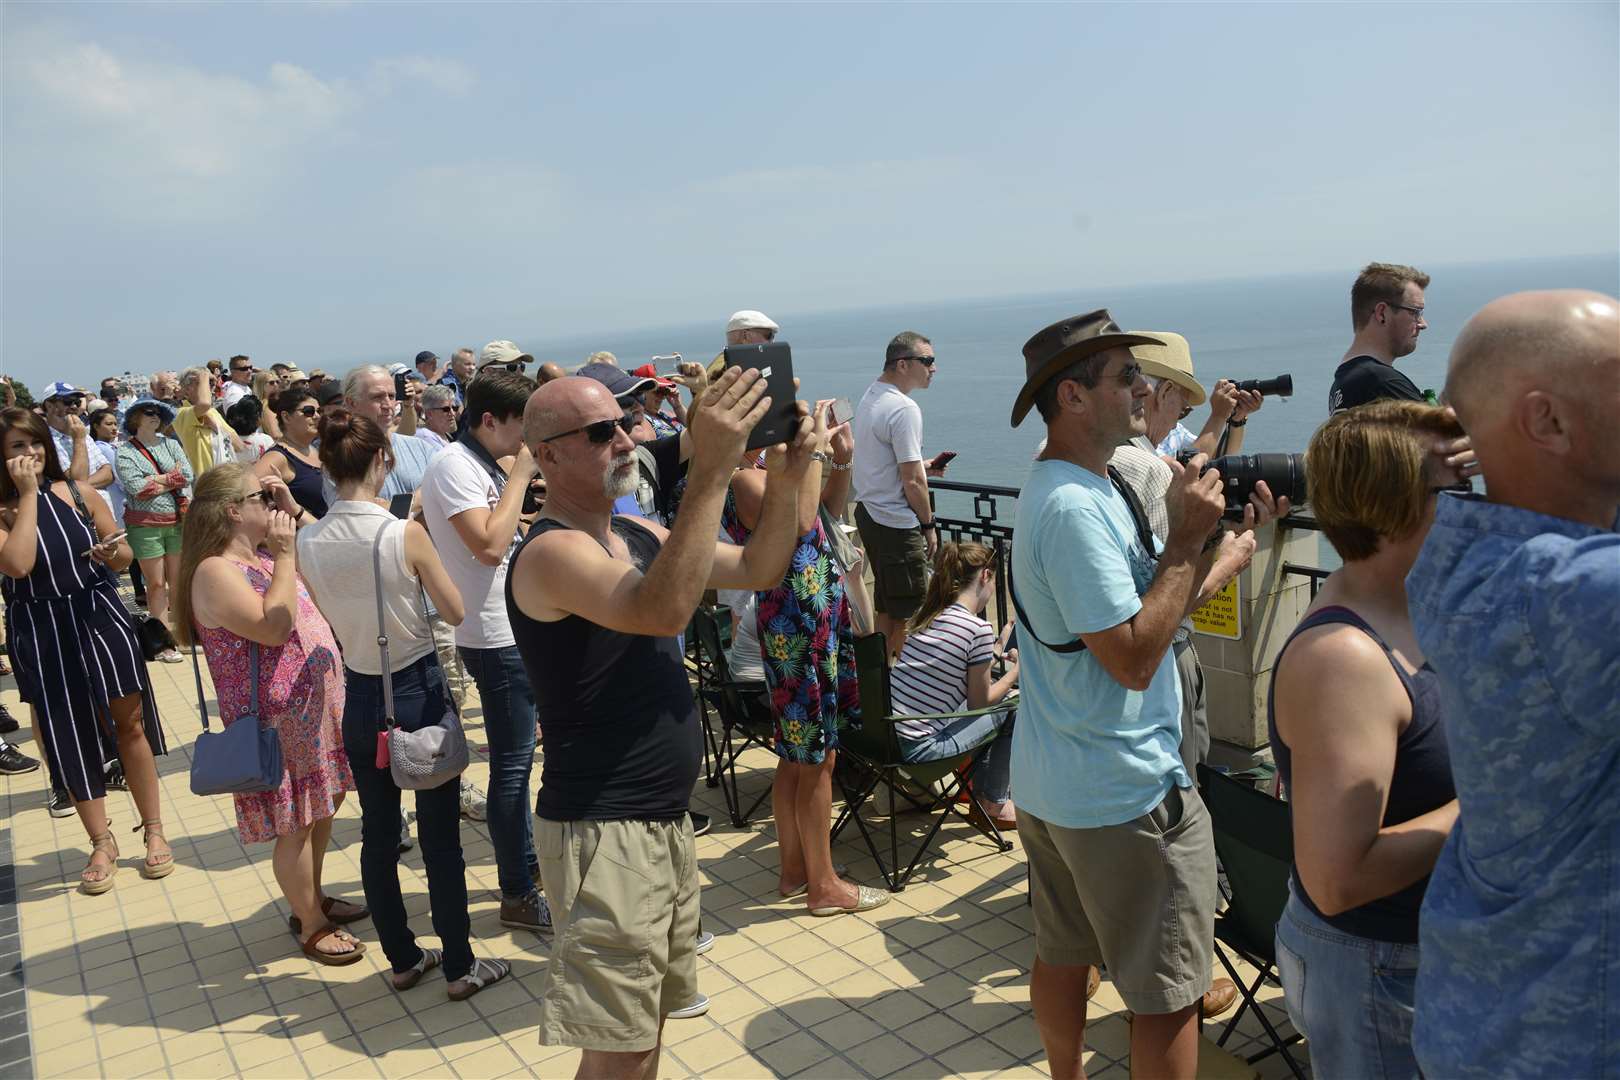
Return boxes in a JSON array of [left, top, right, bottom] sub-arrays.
[[252, 370, 283, 440], [890, 541, 1019, 828], [173, 464, 364, 965]]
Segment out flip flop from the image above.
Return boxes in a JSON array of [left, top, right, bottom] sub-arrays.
[[301, 923, 366, 967], [447, 957, 511, 1002], [290, 896, 370, 936], [392, 947, 442, 990], [809, 884, 892, 917]]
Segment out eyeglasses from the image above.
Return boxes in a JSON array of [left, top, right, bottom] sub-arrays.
[[1108, 362, 1143, 386], [236, 490, 275, 507], [896, 355, 936, 367], [539, 414, 637, 444], [1177, 405, 1194, 420], [1389, 303, 1425, 318], [431, 405, 458, 414], [293, 405, 318, 418], [231, 366, 252, 373]]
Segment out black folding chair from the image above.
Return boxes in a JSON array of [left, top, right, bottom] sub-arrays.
[[832, 633, 1014, 892], [690, 607, 776, 827], [1197, 764, 1308, 1079]]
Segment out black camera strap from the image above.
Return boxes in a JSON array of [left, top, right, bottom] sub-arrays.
[[1007, 465, 1157, 656]]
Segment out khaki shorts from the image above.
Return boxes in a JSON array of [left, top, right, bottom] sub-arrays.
[[1020, 785, 1215, 1015], [854, 502, 929, 619], [536, 817, 702, 1051]]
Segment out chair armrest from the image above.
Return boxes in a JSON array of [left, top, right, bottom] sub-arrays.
[[889, 703, 1007, 724]]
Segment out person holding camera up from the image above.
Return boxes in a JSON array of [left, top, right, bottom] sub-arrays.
[[1007, 311, 1284, 1080], [1130, 332, 1265, 460]]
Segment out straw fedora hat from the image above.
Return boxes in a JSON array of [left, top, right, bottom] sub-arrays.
[[1011, 310, 1164, 427], [1128, 331, 1207, 407]]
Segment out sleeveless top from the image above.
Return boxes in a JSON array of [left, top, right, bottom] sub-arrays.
[[508, 515, 700, 822], [295, 502, 433, 675], [270, 442, 328, 519], [1268, 605, 1454, 943]]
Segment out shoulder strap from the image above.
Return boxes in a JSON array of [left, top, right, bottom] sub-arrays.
[[64, 479, 93, 524], [372, 523, 396, 729], [190, 636, 258, 732], [131, 439, 164, 472], [1006, 553, 1087, 654]]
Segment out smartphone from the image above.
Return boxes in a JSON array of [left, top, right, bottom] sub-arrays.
[[394, 373, 408, 400], [722, 341, 800, 451], [81, 530, 127, 557], [929, 450, 958, 470], [829, 397, 854, 428]]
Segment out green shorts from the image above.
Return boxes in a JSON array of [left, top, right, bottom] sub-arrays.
[[127, 523, 182, 560], [854, 502, 929, 619]]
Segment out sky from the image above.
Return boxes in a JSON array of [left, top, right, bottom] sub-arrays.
[[2, 1, 1616, 390]]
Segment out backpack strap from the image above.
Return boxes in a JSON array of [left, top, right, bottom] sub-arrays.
[[372, 523, 397, 729]]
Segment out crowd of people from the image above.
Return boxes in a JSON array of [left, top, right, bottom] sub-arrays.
[[0, 269, 1612, 1080]]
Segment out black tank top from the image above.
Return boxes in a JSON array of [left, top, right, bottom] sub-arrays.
[[271, 444, 328, 519], [507, 515, 700, 821], [1268, 605, 1454, 943]]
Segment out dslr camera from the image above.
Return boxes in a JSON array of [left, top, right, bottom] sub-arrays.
[[1177, 450, 1307, 517]]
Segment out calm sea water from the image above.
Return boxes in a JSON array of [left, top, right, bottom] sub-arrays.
[[530, 254, 1617, 494]]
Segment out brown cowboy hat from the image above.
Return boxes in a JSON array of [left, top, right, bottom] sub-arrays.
[[1010, 310, 1164, 427]]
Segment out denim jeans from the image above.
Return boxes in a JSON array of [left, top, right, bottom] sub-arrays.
[[458, 644, 540, 901], [898, 710, 1014, 804], [1274, 883, 1421, 1080], [341, 653, 474, 983]]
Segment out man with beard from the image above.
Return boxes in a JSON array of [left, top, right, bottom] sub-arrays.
[[509, 370, 817, 1076]]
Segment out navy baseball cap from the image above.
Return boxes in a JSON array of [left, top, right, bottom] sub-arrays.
[[415, 350, 438, 366], [577, 363, 656, 402]]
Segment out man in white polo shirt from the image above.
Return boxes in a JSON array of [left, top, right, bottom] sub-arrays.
[[852, 330, 937, 658], [420, 369, 550, 936]]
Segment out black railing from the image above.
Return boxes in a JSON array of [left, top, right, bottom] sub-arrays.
[[926, 477, 1332, 607]]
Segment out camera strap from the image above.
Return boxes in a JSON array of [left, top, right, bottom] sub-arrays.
[[1006, 465, 1156, 656]]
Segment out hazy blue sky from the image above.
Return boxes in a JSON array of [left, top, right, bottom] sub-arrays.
[[3, 1, 1615, 389]]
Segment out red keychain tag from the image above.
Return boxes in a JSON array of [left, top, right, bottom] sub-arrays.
[[375, 730, 390, 769]]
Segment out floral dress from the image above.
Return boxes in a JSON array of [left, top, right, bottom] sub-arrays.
[[196, 553, 354, 843], [721, 487, 860, 764]]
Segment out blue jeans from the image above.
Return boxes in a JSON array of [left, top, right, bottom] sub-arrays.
[[341, 654, 474, 983], [1274, 883, 1421, 1080], [458, 644, 539, 901], [898, 710, 1013, 804]]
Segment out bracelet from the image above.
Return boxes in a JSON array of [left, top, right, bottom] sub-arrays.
[[830, 460, 852, 471], [921, 522, 937, 531], [1227, 418, 1248, 428], [809, 451, 831, 464], [293, 507, 306, 522]]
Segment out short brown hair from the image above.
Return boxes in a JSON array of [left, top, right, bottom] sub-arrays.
[[317, 409, 392, 485], [465, 369, 537, 429], [1305, 400, 1462, 561], [1351, 262, 1430, 329]]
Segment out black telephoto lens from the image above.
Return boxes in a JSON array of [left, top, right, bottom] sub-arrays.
[[1234, 374, 1293, 397], [1207, 453, 1308, 510]]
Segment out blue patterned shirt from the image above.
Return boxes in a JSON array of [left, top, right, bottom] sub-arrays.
[[1407, 493, 1620, 1079]]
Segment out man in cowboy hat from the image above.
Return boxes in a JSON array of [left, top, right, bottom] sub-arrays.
[[1130, 332, 1264, 459], [1008, 310, 1280, 1080]]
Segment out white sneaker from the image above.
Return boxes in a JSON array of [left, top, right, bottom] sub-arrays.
[[398, 814, 414, 853], [694, 929, 715, 956], [667, 993, 710, 1020], [459, 779, 487, 822]]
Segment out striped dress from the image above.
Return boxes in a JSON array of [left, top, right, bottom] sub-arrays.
[[3, 486, 165, 801]]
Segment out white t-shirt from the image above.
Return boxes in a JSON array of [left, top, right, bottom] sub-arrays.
[[420, 441, 517, 649], [219, 381, 252, 410], [852, 381, 924, 529], [890, 603, 995, 740]]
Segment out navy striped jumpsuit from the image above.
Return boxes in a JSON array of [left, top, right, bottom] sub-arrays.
[[3, 487, 165, 801]]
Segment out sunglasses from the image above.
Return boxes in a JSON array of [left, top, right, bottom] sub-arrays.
[[236, 490, 275, 507], [540, 414, 637, 444], [231, 366, 253, 373], [431, 405, 458, 414], [896, 354, 935, 367], [292, 405, 318, 418]]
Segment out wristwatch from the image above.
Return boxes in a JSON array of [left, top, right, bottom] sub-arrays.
[[1227, 418, 1248, 428]]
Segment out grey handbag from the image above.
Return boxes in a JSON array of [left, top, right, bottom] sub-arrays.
[[189, 641, 283, 795], [372, 525, 468, 790]]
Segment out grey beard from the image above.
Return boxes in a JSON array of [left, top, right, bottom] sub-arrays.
[[603, 454, 636, 499]]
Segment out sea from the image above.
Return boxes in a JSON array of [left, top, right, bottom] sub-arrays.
[[527, 254, 1617, 495]]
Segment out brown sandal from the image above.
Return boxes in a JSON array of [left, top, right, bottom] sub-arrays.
[[134, 820, 174, 879], [81, 831, 119, 895], [289, 895, 370, 936], [301, 923, 366, 966]]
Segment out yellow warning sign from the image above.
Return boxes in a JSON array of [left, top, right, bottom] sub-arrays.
[[1191, 578, 1242, 640]]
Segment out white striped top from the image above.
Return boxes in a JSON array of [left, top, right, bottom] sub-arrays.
[[890, 603, 995, 741]]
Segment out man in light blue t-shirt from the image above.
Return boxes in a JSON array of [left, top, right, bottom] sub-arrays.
[[1008, 310, 1261, 1080]]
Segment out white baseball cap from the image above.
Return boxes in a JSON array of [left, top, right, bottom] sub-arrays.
[[725, 310, 779, 334]]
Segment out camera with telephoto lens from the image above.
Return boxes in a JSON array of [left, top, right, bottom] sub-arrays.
[[1234, 374, 1293, 398], [1177, 450, 1308, 516]]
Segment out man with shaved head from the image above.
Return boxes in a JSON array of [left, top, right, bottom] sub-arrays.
[[509, 369, 821, 1075], [1406, 290, 1620, 1079]]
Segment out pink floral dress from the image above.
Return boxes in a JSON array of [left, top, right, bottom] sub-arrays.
[[197, 553, 354, 844]]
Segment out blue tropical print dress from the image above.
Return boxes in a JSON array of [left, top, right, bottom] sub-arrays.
[[720, 486, 860, 764]]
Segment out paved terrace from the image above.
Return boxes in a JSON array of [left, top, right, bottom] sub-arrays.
[[1, 652, 1308, 1079]]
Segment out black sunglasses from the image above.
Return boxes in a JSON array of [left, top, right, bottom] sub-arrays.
[[236, 490, 275, 507], [897, 354, 935, 367], [540, 414, 637, 444], [292, 405, 318, 418]]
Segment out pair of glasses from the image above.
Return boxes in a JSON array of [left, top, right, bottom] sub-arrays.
[[292, 405, 318, 418], [1389, 303, 1425, 318], [540, 414, 637, 444], [897, 355, 936, 367], [432, 405, 457, 414], [231, 366, 252, 374], [237, 490, 275, 507], [1177, 405, 1194, 420], [1109, 362, 1143, 386]]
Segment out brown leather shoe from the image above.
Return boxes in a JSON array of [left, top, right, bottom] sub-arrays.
[[1201, 977, 1238, 1020]]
